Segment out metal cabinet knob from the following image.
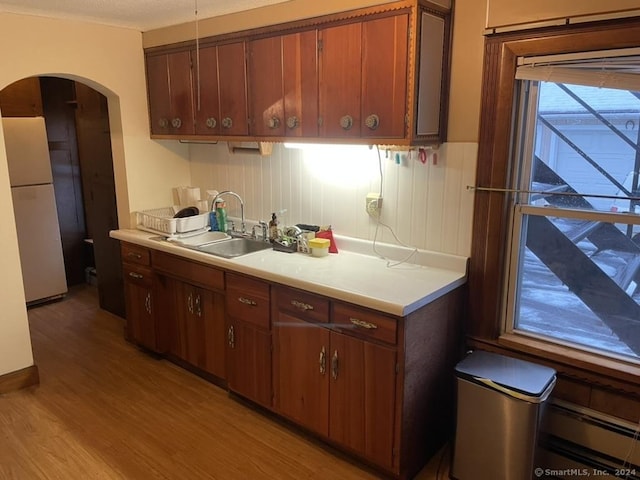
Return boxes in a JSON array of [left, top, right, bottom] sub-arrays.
[[267, 116, 280, 129], [339, 115, 354, 131], [205, 117, 217, 129], [221, 117, 233, 129], [158, 118, 169, 128], [171, 118, 182, 128], [286, 116, 299, 130], [365, 114, 380, 130]]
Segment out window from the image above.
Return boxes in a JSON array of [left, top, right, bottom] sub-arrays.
[[504, 52, 640, 361]]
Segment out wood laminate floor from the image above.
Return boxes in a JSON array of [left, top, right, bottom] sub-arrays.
[[0, 285, 450, 480]]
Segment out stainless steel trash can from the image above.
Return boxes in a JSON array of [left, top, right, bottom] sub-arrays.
[[451, 351, 556, 480]]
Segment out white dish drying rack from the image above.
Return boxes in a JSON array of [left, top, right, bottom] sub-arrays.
[[136, 206, 209, 239]]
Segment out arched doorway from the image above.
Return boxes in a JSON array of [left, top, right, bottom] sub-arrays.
[[1, 76, 124, 317]]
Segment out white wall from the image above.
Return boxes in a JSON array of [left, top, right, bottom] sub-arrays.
[[189, 142, 477, 256], [0, 12, 192, 377]]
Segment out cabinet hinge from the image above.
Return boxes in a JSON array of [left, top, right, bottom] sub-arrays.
[[395, 363, 400, 374], [405, 114, 409, 126], [317, 39, 323, 53], [318, 116, 323, 127]]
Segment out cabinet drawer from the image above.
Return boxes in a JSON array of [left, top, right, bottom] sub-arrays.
[[275, 286, 329, 324], [226, 273, 270, 329], [123, 264, 153, 288], [121, 243, 150, 266], [332, 303, 397, 345], [152, 251, 224, 291]]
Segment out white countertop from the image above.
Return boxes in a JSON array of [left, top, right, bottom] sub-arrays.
[[110, 229, 468, 317]]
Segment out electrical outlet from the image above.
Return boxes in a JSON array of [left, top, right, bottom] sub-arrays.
[[366, 193, 383, 217]]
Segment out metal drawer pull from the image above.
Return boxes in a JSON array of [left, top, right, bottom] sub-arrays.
[[350, 318, 378, 330], [187, 293, 194, 314], [145, 292, 152, 314], [195, 294, 202, 317], [291, 300, 314, 311], [128, 272, 144, 280], [238, 297, 257, 306], [228, 325, 235, 348], [319, 346, 326, 375], [127, 252, 142, 259], [331, 350, 339, 380]]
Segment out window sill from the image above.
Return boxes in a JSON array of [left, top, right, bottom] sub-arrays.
[[469, 332, 640, 392]]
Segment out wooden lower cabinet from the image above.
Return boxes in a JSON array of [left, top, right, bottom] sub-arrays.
[[225, 273, 272, 407], [274, 316, 397, 469], [329, 331, 397, 470], [122, 243, 162, 352], [274, 313, 330, 435], [273, 286, 398, 472], [170, 279, 226, 378], [225, 318, 272, 407], [123, 264, 156, 350], [119, 243, 463, 479]]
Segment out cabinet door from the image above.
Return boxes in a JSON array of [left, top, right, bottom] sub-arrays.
[[361, 14, 408, 139], [167, 51, 194, 135], [146, 53, 171, 135], [282, 30, 319, 137], [329, 331, 397, 470], [218, 42, 248, 136], [146, 51, 194, 135], [123, 266, 156, 351], [273, 313, 330, 436], [194, 46, 221, 135], [169, 282, 226, 379], [248, 36, 285, 137], [226, 319, 272, 407], [197, 287, 226, 379], [319, 22, 362, 138]]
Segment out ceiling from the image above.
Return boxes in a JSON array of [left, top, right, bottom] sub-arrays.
[[0, 0, 291, 31]]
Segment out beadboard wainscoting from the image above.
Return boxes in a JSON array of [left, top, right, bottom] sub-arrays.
[[188, 142, 477, 257]]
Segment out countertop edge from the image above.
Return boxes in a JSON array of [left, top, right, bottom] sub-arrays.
[[111, 229, 467, 317]]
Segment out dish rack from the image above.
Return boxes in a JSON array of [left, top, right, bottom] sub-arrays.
[[136, 207, 209, 238]]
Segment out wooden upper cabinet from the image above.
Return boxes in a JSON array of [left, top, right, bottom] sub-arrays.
[[361, 14, 409, 139], [318, 22, 362, 138], [143, 1, 450, 144], [282, 30, 319, 137], [193, 41, 248, 136], [146, 50, 194, 136], [247, 30, 319, 138], [319, 13, 409, 140], [248, 36, 285, 137], [217, 42, 249, 136], [0, 77, 43, 117], [193, 46, 221, 135]]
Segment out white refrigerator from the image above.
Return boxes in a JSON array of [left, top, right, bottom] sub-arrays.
[[4, 117, 68, 304]]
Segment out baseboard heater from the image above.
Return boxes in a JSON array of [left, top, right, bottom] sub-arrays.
[[538, 400, 640, 479]]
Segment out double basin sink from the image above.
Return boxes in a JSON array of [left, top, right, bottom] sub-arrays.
[[171, 231, 272, 258]]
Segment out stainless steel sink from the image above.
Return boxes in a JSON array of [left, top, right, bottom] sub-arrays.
[[195, 237, 272, 258]]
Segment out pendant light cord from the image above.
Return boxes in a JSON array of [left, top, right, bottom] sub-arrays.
[[195, 0, 201, 111]]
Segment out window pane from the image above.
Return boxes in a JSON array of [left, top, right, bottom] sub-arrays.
[[514, 214, 640, 359], [529, 82, 640, 214], [511, 80, 640, 360]]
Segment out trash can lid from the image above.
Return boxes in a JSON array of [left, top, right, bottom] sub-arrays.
[[455, 351, 556, 398]]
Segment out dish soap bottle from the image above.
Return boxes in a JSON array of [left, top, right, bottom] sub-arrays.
[[268, 212, 278, 242], [216, 201, 228, 233]]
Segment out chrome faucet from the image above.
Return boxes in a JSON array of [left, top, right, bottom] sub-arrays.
[[251, 221, 268, 241], [211, 190, 246, 235]]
